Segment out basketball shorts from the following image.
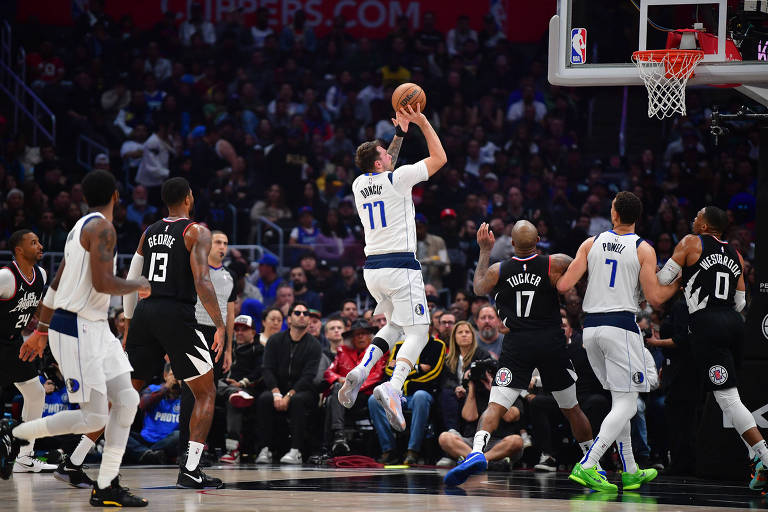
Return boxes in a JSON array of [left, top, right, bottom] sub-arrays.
[[493, 326, 575, 393], [363, 257, 430, 327], [0, 340, 39, 386], [126, 298, 213, 382], [582, 312, 650, 393], [690, 308, 742, 391], [49, 309, 133, 403]]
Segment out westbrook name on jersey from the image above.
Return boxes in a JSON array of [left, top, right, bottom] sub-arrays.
[[682, 235, 742, 314]]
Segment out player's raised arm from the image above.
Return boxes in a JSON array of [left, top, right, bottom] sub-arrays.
[[186, 223, 225, 358], [473, 222, 501, 295], [83, 218, 151, 297], [657, 234, 697, 285], [556, 238, 593, 293], [548, 253, 574, 287], [387, 109, 409, 168], [400, 104, 446, 177], [638, 241, 679, 308]]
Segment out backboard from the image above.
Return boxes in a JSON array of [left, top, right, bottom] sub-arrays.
[[548, 0, 768, 104]]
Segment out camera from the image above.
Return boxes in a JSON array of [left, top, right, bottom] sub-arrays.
[[467, 358, 499, 383]]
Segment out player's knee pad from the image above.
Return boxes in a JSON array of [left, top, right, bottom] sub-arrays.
[[552, 384, 578, 410], [374, 322, 403, 350], [395, 324, 430, 365], [79, 410, 109, 432], [114, 387, 140, 427], [714, 388, 755, 435], [489, 386, 522, 410]]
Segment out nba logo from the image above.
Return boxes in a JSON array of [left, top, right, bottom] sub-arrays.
[[571, 28, 587, 64]]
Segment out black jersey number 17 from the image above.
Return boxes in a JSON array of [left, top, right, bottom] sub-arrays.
[[148, 252, 168, 282]]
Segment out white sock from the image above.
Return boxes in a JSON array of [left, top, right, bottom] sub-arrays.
[[752, 439, 768, 467], [70, 435, 96, 466], [389, 361, 411, 392], [579, 440, 594, 456], [472, 430, 490, 454], [616, 422, 638, 473], [185, 441, 205, 471], [97, 447, 123, 489], [355, 345, 383, 378], [582, 391, 637, 469]]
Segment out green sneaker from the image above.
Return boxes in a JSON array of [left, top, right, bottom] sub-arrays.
[[569, 463, 618, 492], [621, 467, 658, 490]]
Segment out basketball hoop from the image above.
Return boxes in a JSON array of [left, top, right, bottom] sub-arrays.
[[632, 49, 705, 119]]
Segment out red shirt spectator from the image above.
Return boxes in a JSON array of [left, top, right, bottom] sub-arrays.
[[324, 326, 387, 397]]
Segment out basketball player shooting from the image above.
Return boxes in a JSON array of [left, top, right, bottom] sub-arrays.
[[557, 191, 679, 492], [338, 104, 447, 432], [9, 170, 151, 507], [123, 177, 225, 490], [445, 220, 600, 486], [655, 206, 768, 491]]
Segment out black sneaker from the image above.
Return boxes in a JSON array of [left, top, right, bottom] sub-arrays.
[[89, 477, 148, 507], [331, 434, 350, 457], [54, 455, 94, 488], [0, 418, 21, 480], [176, 465, 224, 489]]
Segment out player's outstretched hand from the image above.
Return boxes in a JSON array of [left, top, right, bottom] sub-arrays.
[[19, 331, 47, 362], [476, 222, 496, 251], [212, 326, 225, 362], [137, 277, 152, 299], [399, 103, 426, 126], [391, 109, 410, 134]]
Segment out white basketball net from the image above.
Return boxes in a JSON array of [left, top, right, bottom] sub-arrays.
[[632, 50, 704, 120]]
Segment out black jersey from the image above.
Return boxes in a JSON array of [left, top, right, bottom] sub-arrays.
[[0, 262, 45, 344], [142, 218, 197, 305], [493, 254, 561, 331], [682, 235, 742, 315]]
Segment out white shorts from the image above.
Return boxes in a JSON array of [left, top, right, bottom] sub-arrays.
[[49, 310, 133, 403], [363, 267, 430, 327], [583, 325, 650, 393]]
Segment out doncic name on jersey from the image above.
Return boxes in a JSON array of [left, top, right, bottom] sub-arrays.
[[360, 184, 382, 198]]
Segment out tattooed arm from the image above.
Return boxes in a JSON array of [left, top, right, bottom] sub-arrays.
[[186, 223, 226, 360], [387, 108, 410, 168], [83, 218, 151, 296], [548, 253, 574, 287]]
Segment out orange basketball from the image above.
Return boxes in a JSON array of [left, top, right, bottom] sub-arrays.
[[392, 82, 426, 113]]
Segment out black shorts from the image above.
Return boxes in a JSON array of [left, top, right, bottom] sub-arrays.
[[126, 298, 213, 382], [494, 326, 575, 393], [690, 309, 743, 391], [0, 341, 39, 386], [195, 324, 224, 380]]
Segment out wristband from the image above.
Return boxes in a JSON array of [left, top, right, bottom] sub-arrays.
[[394, 125, 407, 138], [273, 392, 283, 398], [37, 321, 49, 328], [33, 329, 49, 337]]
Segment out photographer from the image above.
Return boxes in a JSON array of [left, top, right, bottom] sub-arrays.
[[440, 321, 491, 434], [438, 359, 523, 468], [124, 364, 182, 465]]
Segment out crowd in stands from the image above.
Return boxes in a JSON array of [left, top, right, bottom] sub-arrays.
[[0, 1, 761, 473]]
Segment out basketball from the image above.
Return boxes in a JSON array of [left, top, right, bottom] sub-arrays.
[[392, 82, 426, 113]]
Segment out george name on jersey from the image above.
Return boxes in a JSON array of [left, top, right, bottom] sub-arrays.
[[602, 242, 626, 254], [147, 233, 176, 249], [699, 253, 741, 277], [506, 273, 542, 288], [360, 185, 382, 198]]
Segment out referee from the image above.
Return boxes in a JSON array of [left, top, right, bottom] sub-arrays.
[[178, 229, 236, 461]]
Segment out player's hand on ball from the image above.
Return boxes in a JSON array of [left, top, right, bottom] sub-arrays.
[[477, 222, 496, 251], [399, 104, 426, 126], [137, 277, 152, 299], [391, 109, 410, 133]]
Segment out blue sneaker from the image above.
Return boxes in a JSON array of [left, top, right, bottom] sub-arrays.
[[443, 452, 487, 487], [750, 456, 767, 491]]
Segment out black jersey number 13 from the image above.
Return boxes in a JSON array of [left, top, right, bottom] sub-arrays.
[[148, 252, 168, 282]]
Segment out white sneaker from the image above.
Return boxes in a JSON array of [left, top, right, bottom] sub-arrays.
[[254, 447, 272, 464], [372, 382, 406, 432], [13, 455, 58, 473], [338, 367, 365, 408], [280, 449, 302, 465], [520, 430, 533, 450], [436, 457, 455, 467]]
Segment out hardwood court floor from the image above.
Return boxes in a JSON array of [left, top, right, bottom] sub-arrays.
[[2, 465, 766, 511]]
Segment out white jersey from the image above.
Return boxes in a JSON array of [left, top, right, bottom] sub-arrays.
[[583, 230, 643, 314], [352, 160, 428, 256], [54, 212, 114, 322]]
